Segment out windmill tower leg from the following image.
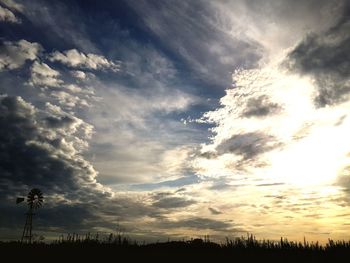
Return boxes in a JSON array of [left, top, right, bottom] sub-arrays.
[[21, 208, 34, 244]]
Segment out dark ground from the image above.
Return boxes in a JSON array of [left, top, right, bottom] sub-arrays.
[[1, 235, 350, 262]]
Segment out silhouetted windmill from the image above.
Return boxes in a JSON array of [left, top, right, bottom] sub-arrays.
[[17, 188, 44, 243]]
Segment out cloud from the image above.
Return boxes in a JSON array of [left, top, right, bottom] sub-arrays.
[[0, 95, 109, 199], [71, 70, 86, 80], [28, 61, 96, 109], [216, 132, 280, 160], [16, 1, 98, 53], [151, 192, 195, 209], [3, 0, 349, 242], [210, 0, 344, 64], [86, 79, 198, 184], [0, 95, 127, 238], [29, 61, 63, 87], [0, 0, 24, 12], [208, 207, 222, 215], [0, 95, 202, 240], [51, 91, 88, 109], [0, 5, 20, 23], [286, 4, 350, 106], [126, 0, 262, 88], [49, 49, 120, 72], [256, 183, 285, 187], [0, 39, 41, 70], [130, 175, 199, 191], [241, 95, 281, 118]]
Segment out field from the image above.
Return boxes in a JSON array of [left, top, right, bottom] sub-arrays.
[[1, 234, 350, 262]]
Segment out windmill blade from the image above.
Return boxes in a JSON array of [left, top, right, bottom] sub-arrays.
[[16, 197, 25, 204]]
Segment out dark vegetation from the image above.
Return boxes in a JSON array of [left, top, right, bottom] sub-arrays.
[[1, 234, 350, 262]]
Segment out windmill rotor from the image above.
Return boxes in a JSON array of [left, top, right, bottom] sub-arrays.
[[27, 188, 44, 209]]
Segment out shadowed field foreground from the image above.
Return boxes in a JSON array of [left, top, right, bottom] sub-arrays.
[[1, 234, 350, 262]]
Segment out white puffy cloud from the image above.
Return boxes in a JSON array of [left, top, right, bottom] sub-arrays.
[[28, 62, 96, 109], [49, 49, 120, 72], [0, 5, 20, 23], [29, 61, 63, 87], [0, 39, 41, 70], [51, 90, 88, 108], [71, 70, 86, 80]]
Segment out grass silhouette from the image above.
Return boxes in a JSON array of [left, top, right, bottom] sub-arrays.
[[1, 233, 350, 262]]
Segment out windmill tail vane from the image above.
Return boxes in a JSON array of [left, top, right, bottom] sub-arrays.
[[16, 197, 25, 204]]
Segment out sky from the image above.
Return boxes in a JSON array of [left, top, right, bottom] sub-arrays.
[[0, 0, 350, 243]]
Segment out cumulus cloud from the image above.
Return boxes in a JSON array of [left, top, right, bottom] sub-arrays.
[[0, 95, 110, 197], [0, 5, 20, 23], [51, 90, 88, 108], [28, 62, 95, 109], [71, 70, 86, 80], [49, 49, 120, 72], [0, 39, 41, 70], [29, 61, 63, 87]]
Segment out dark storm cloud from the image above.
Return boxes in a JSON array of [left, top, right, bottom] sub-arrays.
[[152, 197, 195, 209], [151, 192, 195, 209], [0, 94, 186, 237], [241, 95, 281, 118], [286, 3, 350, 106], [0, 95, 118, 237], [216, 132, 280, 160]]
